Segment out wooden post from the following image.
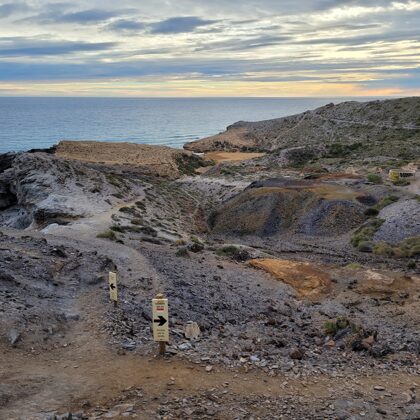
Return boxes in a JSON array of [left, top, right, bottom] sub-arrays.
[[159, 341, 166, 356]]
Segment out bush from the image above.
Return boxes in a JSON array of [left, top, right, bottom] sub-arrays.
[[97, 230, 117, 241], [141, 237, 162, 245], [135, 201, 146, 210], [351, 218, 384, 248], [324, 321, 338, 335], [323, 317, 359, 336], [367, 173, 382, 184], [119, 206, 134, 214], [393, 179, 410, 186], [131, 218, 143, 225], [345, 262, 362, 270], [110, 225, 124, 233], [407, 260, 416, 269], [175, 247, 189, 257], [216, 245, 251, 261], [140, 226, 158, 237], [357, 241, 373, 253], [176, 154, 208, 175], [364, 208, 379, 216], [375, 195, 399, 210], [190, 235, 203, 244], [373, 242, 394, 257], [371, 236, 420, 258]]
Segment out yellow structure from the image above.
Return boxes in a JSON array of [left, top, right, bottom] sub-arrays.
[[388, 168, 416, 181]]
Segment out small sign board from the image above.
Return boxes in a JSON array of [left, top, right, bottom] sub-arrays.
[[152, 296, 169, 342], [109, 271, 118, 302]]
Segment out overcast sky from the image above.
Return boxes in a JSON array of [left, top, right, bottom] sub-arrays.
[[0, 0, 419, 96]]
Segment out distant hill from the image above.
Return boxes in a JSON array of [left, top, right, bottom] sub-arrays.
[[184, 97, 420, 163]]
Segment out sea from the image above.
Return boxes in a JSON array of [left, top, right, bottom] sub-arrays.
[[0, 97, 379, 153]]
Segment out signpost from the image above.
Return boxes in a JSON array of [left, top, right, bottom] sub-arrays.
[[109, 271, 118, 307], [152, 293, 169, 355]]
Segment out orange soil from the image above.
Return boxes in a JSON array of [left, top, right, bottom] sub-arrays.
[[249, 259, 332, 299]]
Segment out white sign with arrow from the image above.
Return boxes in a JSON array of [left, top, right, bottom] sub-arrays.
[[152, 294, 169, 342], [109, 271, 118, 305]]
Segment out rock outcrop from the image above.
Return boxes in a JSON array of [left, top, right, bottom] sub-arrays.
[[184, 97, 420, 163], [0, 152, 140, 228], [209, 178, 367, 238]]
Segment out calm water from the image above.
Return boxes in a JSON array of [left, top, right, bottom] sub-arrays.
[[0, 97, 373, 153]]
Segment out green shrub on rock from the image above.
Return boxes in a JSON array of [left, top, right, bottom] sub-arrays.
[[367, 173, 382, 184], [97, 230, 117, 241]]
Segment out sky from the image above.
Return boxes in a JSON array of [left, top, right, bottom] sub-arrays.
[[0, 0, 419, 97]]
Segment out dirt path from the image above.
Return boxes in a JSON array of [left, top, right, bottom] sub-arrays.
[[1, 317, 417, 419]]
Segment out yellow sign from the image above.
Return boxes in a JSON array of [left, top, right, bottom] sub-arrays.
[[109, 271, 118, 302], [152, 296, 169, 342]]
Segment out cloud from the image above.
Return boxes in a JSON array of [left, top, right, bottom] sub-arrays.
[[1, 0, 419, 96], [299, 29, 420, 45], [106, 19, 145, 32], [22, 7, 121, 25], [194, 35, 292, 52], [57, 9, 118, 23], [0, 37, 117, 57], [150, 16, 218, 34], [0, 2, 30, 17]]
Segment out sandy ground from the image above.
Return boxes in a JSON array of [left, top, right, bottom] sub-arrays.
[[204, 151, 265, 164], [55, 140, 191, 177]]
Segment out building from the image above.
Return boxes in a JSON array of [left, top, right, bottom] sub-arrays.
[[388, 164, 417, 181]]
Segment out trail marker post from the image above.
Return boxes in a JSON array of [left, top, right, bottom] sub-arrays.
[[109, 271, 118, 307], [152, 293, 169, 355]]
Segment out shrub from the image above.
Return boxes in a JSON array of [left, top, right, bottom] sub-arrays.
[[175, 247, 189, 257], [357, 241, 373, 253], [324, 321, 338, 335], [110, 225, 124, 233], [176, 154, 208, 175], [216, 245, 251, 261], [351, 219, 384, 248], [97, 230, 117, 241], [131, 218, 143, 225], [140, 226, 158, 237], [119, 206, 134, 214], [373, 242, 394, 257], [367, 173, 382, 184], [190, 235, 203, 244], [345, 262, 362, 270], [323, 317, 359, 336], [141, 237, 162, 245], [135, 200, 146, 209], [407, 260, 416, 269], [371, 236, 420, 258], [392, 179, 410, 186], [375, 195, 399, 210], [364, 208, 379, 216]]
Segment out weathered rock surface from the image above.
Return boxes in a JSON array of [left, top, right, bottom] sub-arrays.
[[0, 151, 143, 228], [374, 199, 420, 244], [209, 179, 367, 238]]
